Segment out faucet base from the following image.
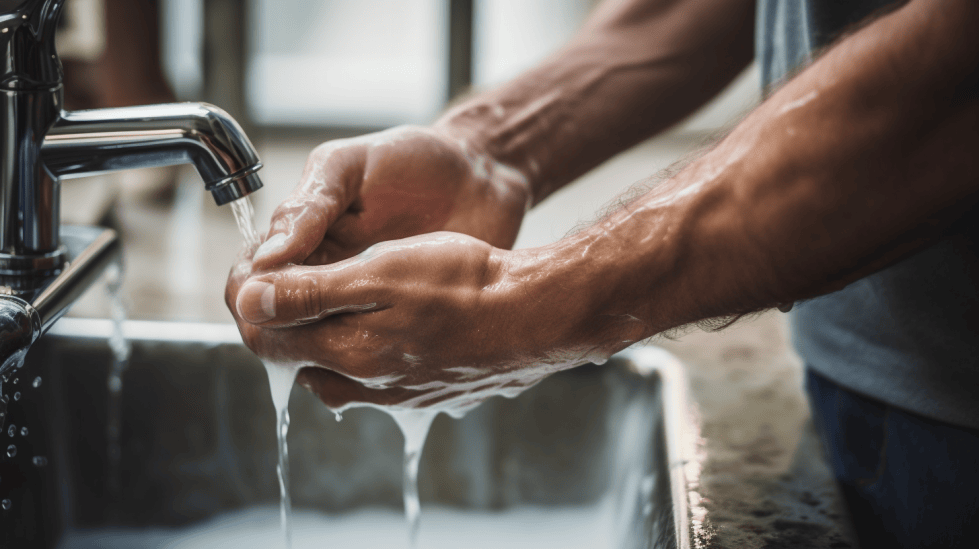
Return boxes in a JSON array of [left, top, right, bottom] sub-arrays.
[[0, 225, 119, 382], [0, 226, 119, 331], [0, 247, 69, 292]]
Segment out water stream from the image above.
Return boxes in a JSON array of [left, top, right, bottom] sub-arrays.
[[232, 196, 441, 549], [262, 362, 300, 549], [390, 410, 439, 549], [104, 264, 132, 507], [261, 359, 440, 549], [231, 196, 261, 251], [233, 196, 296, 549]]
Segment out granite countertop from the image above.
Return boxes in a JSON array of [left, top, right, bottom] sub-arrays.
[[657, 312, 858, 549]]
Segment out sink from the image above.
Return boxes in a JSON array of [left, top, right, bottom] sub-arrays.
[[3, 319, 696, 548]]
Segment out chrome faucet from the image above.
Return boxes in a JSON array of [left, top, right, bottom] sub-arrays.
[[0, 0, 263, 372]]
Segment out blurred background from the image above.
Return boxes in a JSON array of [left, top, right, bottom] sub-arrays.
[[60, 0, 761, 323]]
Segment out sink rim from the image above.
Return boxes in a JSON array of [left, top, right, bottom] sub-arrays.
[[622, 346, 698, 549]]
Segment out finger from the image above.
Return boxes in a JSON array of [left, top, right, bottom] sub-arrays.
[[252, 143, 366, 271], [305, 217, 372, 265], [296, 367, 417, 409], [235, 261, 386, 327], [225, 250, 256, 316], [240, 313, 388, 379]]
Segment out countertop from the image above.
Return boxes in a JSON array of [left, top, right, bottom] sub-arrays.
[[657, 313, 857, 548]]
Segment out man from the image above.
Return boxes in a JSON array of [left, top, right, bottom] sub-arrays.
[[226, 0, 979, 546]]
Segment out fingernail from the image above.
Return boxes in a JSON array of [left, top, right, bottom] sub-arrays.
[[237, 281, 276, 323], [254, 233, 288, 263]]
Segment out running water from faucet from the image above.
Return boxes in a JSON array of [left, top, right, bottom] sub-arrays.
[[231, 197, 261, 251], [231, 201, 441, 549], [230, 196, 299, 549], [104, 265, 132, 507]]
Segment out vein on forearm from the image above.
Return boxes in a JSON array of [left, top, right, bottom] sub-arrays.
[[570, 0, 979, 343], [437, 0, 756, 205]]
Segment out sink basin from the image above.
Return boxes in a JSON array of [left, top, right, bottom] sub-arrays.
[[3, 319, 695, 548]]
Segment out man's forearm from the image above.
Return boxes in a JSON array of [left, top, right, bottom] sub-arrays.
[[434, 0, 755, 206], [503, 0, 979, 354]]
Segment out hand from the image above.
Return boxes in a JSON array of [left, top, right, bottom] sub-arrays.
[[251, 125, 531, 271], [227, 232, 605, 414]]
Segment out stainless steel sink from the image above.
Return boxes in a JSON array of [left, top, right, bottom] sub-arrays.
[[4, 319, 695, 548]]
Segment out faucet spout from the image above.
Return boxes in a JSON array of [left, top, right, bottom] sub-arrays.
[[0, 2, 263, 382], [42, 103, 264, 206]]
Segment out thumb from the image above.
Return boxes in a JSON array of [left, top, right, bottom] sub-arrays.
[[252, 143, 365, 270], [235, 263, 382, 327]]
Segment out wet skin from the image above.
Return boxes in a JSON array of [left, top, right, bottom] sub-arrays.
[[226, 234, 582, 412], [249, 126, 530, 269], [227, 0, 979, 412]]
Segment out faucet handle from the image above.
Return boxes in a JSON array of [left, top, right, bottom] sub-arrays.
[[0, 296, 41, 373], [0, 0, 67, 91]]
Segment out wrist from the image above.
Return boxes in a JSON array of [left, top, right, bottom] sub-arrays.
[[490, 231, 652, 367], [433, 106, 535, 208]]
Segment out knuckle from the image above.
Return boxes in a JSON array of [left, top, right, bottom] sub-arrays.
[[278, 194, 313, 213], [277, 190, 333, 221], [309, 140, 358, 172], [307, 192, 335, 213], [296, 274, 324, 320], [310, 140, 343, 161]]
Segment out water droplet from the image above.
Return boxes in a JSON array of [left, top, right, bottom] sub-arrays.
[[31, 456, 46, 467], [7, 445, 15, 458], [19, 427, 27, 437], [334, 412, 343, 423], [12, 392, 20, 401], [1, 374, 7, 383], [11, 378, 16, 385], [7, 425, 14, 437], [1, 499, 10, 510], [32, 377, 41, 389]]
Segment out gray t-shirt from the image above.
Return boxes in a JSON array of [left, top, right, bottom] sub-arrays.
[[757, 0, 979, 429]]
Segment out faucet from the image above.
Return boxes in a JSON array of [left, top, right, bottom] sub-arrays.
[[0, 0, 264, 374]]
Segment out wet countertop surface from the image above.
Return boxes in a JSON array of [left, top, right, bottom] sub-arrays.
[[65, 131, 857, 548], [657, 315, 857, 548]]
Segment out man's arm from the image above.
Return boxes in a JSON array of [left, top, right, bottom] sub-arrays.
[[230, 0, 978, 411], [247, 0, 756, 270], [436, 0, 756, 205], [517, 0, 979, 353]]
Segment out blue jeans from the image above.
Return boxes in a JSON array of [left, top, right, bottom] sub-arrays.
[[805, 369, 979, 549]]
